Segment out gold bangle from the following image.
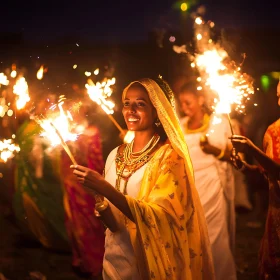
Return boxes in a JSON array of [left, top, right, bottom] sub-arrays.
[[216, 149, 225, 159], [95, 200, 109, 212]]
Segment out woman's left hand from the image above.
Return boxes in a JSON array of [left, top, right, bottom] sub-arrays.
[[200, 135, 217, 155], [70, 165, 106, 193]]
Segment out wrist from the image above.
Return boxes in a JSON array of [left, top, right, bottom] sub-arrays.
[[95, 200, 109, 212]]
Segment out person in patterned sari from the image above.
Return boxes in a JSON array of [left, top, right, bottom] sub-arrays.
[[71, 77, 214, 280], [13, 116, 69, 251], [231, 81, 280, 279], [60, 105, 105, 277]]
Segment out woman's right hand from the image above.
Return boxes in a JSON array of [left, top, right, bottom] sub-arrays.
[[230, 135, 254, 154]]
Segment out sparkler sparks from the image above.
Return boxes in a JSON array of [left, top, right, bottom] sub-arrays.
[[37, 101, 78, 147], [85, 77, 116, 115], [0, 73, 9, 86], [191, 17, 255, 116], [0, 139, 20, 162], [85, 77, 125, 135], [13, 77, 30, 110]]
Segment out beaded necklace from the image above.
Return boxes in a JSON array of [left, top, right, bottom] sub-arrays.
[[115, 134, 160, 194]]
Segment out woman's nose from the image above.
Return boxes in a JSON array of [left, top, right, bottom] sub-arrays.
[[127, 104, 136, 112]]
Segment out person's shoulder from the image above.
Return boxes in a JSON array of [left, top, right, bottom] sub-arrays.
[[264, 118, 280, 136]]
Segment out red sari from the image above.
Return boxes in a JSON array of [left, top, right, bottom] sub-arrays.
[[61, 126, 105, 276], [259, 118, 280, 279]]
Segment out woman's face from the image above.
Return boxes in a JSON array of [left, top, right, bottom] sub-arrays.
[[122, 85, 157, 132], [179, 91, 203, 118]]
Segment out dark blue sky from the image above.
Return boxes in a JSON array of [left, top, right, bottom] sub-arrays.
[[0, 0, 279, 43]]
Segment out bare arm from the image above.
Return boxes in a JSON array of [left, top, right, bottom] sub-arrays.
[[71, 165, 134, 223]]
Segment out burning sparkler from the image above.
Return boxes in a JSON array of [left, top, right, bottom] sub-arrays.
[[174, 15, 255, 135], [36, 100, 103, 202], [0, 139, 20, 162], [85, 77, 125, 135]]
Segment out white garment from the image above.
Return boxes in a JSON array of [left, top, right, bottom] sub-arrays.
[[102, 147, 147, 280], [181, 115, 237, 280]]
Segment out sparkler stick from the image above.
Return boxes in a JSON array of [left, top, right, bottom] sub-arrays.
[[227, 114, 234, 135], [107, 114, 125, 134], [49, 121, 77, 165]]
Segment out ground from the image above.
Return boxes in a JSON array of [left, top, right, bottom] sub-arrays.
[[0, 202, 266, 280]]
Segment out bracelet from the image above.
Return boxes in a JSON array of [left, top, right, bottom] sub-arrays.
[[95, 200, 109, 213], [216, 149, 225, 160]]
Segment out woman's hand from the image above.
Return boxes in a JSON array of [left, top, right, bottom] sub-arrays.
[[199, 135, 217, 155], [230, 135, 254, 154], [70, 165, 108, 194]]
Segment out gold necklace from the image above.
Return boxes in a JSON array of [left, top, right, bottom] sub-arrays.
[[115, 134, 160, 194], [184, 114, 210, 134]]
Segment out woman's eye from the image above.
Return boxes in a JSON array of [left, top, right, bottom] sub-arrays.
[[123, 102, 130, 107], [137, 102, 145, 107]]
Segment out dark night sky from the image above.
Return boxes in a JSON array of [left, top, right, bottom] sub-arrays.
[[0, 0, 279, 43]]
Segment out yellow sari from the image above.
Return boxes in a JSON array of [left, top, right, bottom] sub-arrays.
[[123, 78, 214, 280]]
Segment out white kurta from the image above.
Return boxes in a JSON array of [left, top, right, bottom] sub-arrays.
[[102, 147, 147, 280], [181, 115, 237, 280]]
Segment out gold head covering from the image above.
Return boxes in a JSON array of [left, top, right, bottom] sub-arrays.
[[122, 78, 214, 280], [123, 77, 194, 182]]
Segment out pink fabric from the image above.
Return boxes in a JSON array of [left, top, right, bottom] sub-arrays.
[[61, 126, 105, 276]]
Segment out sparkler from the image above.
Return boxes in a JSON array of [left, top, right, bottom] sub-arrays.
[[86, 77, 125, 135], [0, 139, 20, 162], [173, 16, 255, 135], [36, 100, 103, 203]]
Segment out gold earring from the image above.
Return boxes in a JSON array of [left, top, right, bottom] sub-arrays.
[[155, 118, 161, 127]]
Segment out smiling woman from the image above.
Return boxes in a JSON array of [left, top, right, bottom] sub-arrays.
[[71, 77, 214, 280]]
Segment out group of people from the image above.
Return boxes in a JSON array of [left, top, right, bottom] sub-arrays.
[[10, 76, 280, 280]]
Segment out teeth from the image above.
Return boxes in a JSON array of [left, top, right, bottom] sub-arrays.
[[128, 118, 139, 122]]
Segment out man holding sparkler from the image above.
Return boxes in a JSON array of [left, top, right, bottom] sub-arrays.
[[71, 77, 214, 280]]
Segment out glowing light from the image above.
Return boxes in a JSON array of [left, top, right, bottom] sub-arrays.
[[169, 36, 176, 43], [7, 109, 13, 116], [36, 101, 78, 147], [191, 62, 195, 68], [10, 70, 17, 78], [94, 68, 99, 75], [190, 16, 254, 118], [85, 71, 91, 77], [260, 75, 270, 91], [195, 17, 203, 25], [37, 65, 44, 80], [73, 64, 77, 69], [0, 139, 20, 162], [180, 2, 188, 11], [197, 77, 202, 82], [197, 86, 202, 91], [123, 131, 135, 144], [13, 77, 30, 110], [0, 73, 9, 86], [86, 77, 116, 115]]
